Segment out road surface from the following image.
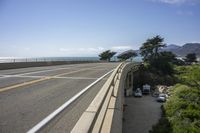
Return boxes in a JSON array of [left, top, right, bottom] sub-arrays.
[[123, 95, 162, 133], [0, 62, 119, 133]]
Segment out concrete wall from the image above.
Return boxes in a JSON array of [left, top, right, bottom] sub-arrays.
[[71, 62, 140, 133], [0, 61, 99, 70], [110, 63, 141, 133]]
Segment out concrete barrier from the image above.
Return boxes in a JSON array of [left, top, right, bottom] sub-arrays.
[[71, 62, 141, 133], [0, 61, 99, 70], [110, 63, 140, 133]]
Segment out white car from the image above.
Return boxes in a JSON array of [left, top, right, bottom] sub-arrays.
[[156, 96, 166, 102], [134, 88, 142, 97], [159, 93, 168, 98], [156, 93, 168, 102]]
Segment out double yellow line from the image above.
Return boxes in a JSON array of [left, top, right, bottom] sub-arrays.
[[0, 66, 99, 93]]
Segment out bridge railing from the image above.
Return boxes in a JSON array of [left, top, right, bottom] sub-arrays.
[[71, 62, 141, 133], [71, 62, 126, 133]]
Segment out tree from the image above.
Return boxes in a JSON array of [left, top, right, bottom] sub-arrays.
[[140, 35, 166, 61], [99, 50, 116, 61], [185, 53, 197, 63], [149, 52, 176, 75], [140, 42, 154, 61], [117, 50, 137, 61], [151, 35, 165, 55], [140, 36, 176, 75], [187, 65, 200, 88]]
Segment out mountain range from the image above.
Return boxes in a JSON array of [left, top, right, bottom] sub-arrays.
[[133, 43, 200, 57], [161, 43, 200, 57]]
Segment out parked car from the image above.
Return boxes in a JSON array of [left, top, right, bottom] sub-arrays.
[[134, 88, 142, 97], [142, 84, 150, 94], [159, 93, 168, 98], [156, 97, 166, 102], [156, 96, 166, 102], [152, 92, 159, 97]]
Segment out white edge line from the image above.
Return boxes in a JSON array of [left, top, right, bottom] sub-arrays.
[[27, 69, 114, 133], [0, 63, 90, 78], [0, 66, 75, 79], [17, 65, 77, 76], [0, 75, 98, 80]]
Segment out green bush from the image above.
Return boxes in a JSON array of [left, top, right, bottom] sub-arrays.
[[175, 65, 200, 88], [162, 84, 200, 133], [151, 65, 200, 133]]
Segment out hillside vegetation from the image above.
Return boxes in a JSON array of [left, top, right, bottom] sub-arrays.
[[151, 65, 200, 133], [137, 35, 200, 133]]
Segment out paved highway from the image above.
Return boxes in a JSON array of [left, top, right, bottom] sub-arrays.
[[0, 62, 119, 133]]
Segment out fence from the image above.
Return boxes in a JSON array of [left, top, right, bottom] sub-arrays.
[[0, 57, 100, 63]]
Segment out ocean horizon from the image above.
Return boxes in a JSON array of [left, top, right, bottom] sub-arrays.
[[0, 56, 143, 63]]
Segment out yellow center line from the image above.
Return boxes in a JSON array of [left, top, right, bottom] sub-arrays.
[[0, 66, 99, 93], [0, 78, 48, 93]]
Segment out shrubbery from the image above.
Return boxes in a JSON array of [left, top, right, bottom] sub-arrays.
[[150, 65, 200, 133], [175, 65, 200, 89], [164, 84, 200, 133], [132, 63, 177, 90], [138, 35, 199, 133]]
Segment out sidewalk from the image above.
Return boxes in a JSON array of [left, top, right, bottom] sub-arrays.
[[123, 95, 162, 133]]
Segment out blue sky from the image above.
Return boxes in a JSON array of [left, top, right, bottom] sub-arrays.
[[0, 0, 200, 57]]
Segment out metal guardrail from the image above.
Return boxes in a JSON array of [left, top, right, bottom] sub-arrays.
[[71, 62, 125, 133]]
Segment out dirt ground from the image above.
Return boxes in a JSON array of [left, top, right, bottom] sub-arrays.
[[123, 95, 162, 133]]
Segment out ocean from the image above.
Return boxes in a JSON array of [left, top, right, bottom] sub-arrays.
[[0, 56, 142, 63]]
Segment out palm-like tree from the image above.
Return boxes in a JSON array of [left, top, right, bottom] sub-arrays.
[[140, 42, 154, 60], [99, 50, 116, 61], [117, 50, 137, 61], [140, 35, 165, 60], [151, 35, 165, 55]]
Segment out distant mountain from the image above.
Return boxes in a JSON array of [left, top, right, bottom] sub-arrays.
[[162, 44, 181, 51], [121, 43, 200, 58], [176, 43, 200, 57], [161, 43, 200, 57]]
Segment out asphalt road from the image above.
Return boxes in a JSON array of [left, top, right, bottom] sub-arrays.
[[123, 95, 162, 133], [0, 62, 119, 133]]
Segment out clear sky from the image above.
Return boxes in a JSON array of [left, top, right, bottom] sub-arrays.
[[0, 0, 200, 57]]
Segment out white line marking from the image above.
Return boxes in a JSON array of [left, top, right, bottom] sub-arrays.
[[27, 69, 114, 133], [0, 66, 74, 79], [14, 64, 85, 76], [0, 64, 97, 79], [0, 65, 103, 79], [18, 67, 72, 76], [0, 74, 98, 80], [53, 76, 98, 80], [19, 67, 110, 76]]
